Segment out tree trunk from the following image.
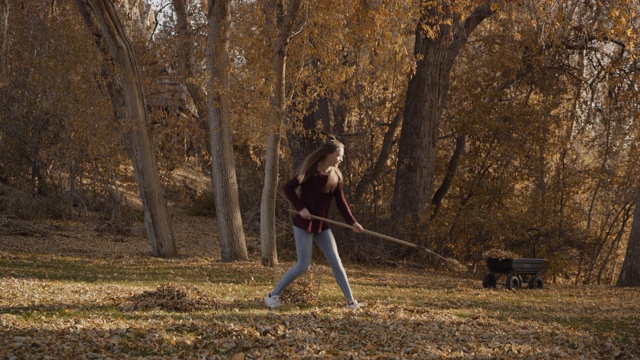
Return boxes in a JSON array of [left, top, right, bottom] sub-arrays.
[[206, 0, 248, 262], [585, 204, 627, 284], [598, 215, 628, 284], [76, 0, 126, 225], [79, 0, 177, 258], [355, 110, 401, 199], [172, 0, 209, 165], [391, 2, 495, 227], [172, 0, 207, 121], [617, 190, 640, 287], [430, 134, 466, 219], [261, 132, 281, 266], [260, 0, 304, 267]]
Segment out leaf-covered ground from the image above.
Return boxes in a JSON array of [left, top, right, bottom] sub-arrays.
[[1, 215, 639, 359]]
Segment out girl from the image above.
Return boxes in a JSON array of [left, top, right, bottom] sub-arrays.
[[265, 137, 365, 309]]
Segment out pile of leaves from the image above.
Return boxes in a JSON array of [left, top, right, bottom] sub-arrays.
[[275, 265, 324, 305], [123, 283, 218, 312], [483, 248, 522, 260], [279, 278, 318, 304]]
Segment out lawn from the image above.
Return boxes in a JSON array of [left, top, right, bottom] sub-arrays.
[[1, 215, 639, 359]]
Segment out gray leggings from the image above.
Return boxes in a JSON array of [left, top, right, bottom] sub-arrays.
[[271, 227, 354, 303]]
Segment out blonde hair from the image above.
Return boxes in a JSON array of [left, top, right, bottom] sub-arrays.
[[296, 137, 344, 193]]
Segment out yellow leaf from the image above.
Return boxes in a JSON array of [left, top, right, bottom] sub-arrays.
[[491, 3, 499, 12]]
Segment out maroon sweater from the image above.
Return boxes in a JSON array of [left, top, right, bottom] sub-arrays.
[[283, 172, 357, 233]]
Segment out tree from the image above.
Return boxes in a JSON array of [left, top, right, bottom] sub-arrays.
[[206, 0, 249, 261], [76, 0, 177, 258], [617, 190, 640, 287], [260, 0, 305, 266], [275, 0, 415, 230], [4, 0, 638, 282], [171, 0, 207, 120], [421, 0, 640, 279], [391, 1, 497, 228], [169, 0, 248, 262]]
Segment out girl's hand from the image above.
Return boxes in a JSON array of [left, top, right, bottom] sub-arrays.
[[299, 208, 312, 220], [352, 222, 364, 233]]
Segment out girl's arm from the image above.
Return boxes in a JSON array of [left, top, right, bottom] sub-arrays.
[[334, 181, 359, 227]]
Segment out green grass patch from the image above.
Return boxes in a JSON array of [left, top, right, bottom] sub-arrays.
[[1, 250, 639, 359]]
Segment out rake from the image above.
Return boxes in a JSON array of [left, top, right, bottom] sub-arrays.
[[288, 209, 467, 272]]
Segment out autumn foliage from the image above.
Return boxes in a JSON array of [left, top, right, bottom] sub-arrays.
[[1, 0, 640, 286]]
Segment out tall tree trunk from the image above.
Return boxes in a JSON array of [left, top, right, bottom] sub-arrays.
[[172, 0, 208, 165], [76, 0, 126, 225], [261, 130, 281, 266], [617, 190, 640, 287], [172, 0, 248, 261], [260, 0, 304, 266], [391, 2, 495, 228], [206, 0, 248, 261], [77, 0, 177, 257], [172, 0, 207, 121]]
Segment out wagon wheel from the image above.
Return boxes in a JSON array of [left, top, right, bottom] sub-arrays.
[[482, 273, 497, 288], [528, 276, 544, 289], [506, 274, 520, 290]]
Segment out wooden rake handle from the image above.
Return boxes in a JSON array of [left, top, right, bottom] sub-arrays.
[[286, 209, 467, 272], [289, 209, 420, 250]]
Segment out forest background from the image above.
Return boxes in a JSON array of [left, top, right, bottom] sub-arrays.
[[2, 0, 640, 287], [2, 0, 640, 358]]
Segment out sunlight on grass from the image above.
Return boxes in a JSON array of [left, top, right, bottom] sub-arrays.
[[1, 250, 639, 359]]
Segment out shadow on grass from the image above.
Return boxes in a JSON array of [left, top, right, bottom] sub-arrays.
[[0, 252, 273, 285]]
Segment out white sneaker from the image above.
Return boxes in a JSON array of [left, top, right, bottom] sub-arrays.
[[265, 293, 281, 309], [346, 300, 366, 310]]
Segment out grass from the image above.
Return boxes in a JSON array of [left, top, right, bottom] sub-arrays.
[[1, 218, 639, 359]]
